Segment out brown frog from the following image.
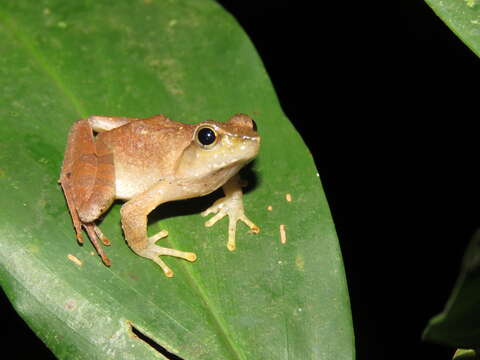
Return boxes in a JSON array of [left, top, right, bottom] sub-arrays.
[[59, 114, 260, 277]]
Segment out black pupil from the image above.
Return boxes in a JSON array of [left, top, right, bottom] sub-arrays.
[[198, 127, 216, 146]]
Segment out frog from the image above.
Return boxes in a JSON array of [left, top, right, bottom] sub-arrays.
[[59, 113, 260, 277]]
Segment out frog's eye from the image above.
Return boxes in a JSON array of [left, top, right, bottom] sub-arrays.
[[196, 126, 218, 148]]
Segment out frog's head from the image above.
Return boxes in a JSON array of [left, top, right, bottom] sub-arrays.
[[176, 114, 260, 180]]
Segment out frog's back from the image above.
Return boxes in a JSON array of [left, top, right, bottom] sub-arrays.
[[98, 115, 195, 199]]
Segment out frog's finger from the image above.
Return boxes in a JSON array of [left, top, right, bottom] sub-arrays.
[[227, 217, 237, 251], [204, 211, 226, 227], [158, 246, 197, 262], [151, 256, 174, 278], [141, 244, 197, 277], [201, 205, 220, 217], [240, 215, 260, 234], [148, 229, 169, 243], [201, 196, 229, 217]]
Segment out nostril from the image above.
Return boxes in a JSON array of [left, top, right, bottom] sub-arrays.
[[251, 119, 257, 132]]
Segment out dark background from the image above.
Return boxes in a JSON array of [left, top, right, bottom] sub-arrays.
[[2, 1, 479, 359]]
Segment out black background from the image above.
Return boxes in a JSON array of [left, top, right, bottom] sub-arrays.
[[2, 1, 480, 359]]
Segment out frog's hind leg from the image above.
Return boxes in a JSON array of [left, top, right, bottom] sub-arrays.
[[59, 120, 96, 244], [59, 178, 85, 244], [75, 136, 116, 224], [84, 223, 111, 266], [59, 119, 115, 266], [93, 224, 111, 246]]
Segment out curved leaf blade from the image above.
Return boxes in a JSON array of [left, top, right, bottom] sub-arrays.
[[423, 230, 480, 348], [425, 0, 480, 57], [0, 1, 354, 359]]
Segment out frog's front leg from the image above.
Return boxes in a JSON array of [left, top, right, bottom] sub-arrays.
[[120, 181, 197, 277], [202, 174, 260, 251]]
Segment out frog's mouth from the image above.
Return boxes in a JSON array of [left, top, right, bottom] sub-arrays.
[[214, 159, 249, 174]]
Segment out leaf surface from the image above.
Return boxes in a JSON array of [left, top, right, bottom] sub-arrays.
[[423, 230, 480, 348], [0, 1, 354, 359], [425, 0, 480, 56]]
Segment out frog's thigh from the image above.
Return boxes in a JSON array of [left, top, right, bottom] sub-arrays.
[[76, 137, 116, 223]]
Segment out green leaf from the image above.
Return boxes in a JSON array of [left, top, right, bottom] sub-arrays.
[[0, 1, 354, 359], [453, 349, 478, 360], [423, 230, 480, 348], [425, 0, 480, 57]]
